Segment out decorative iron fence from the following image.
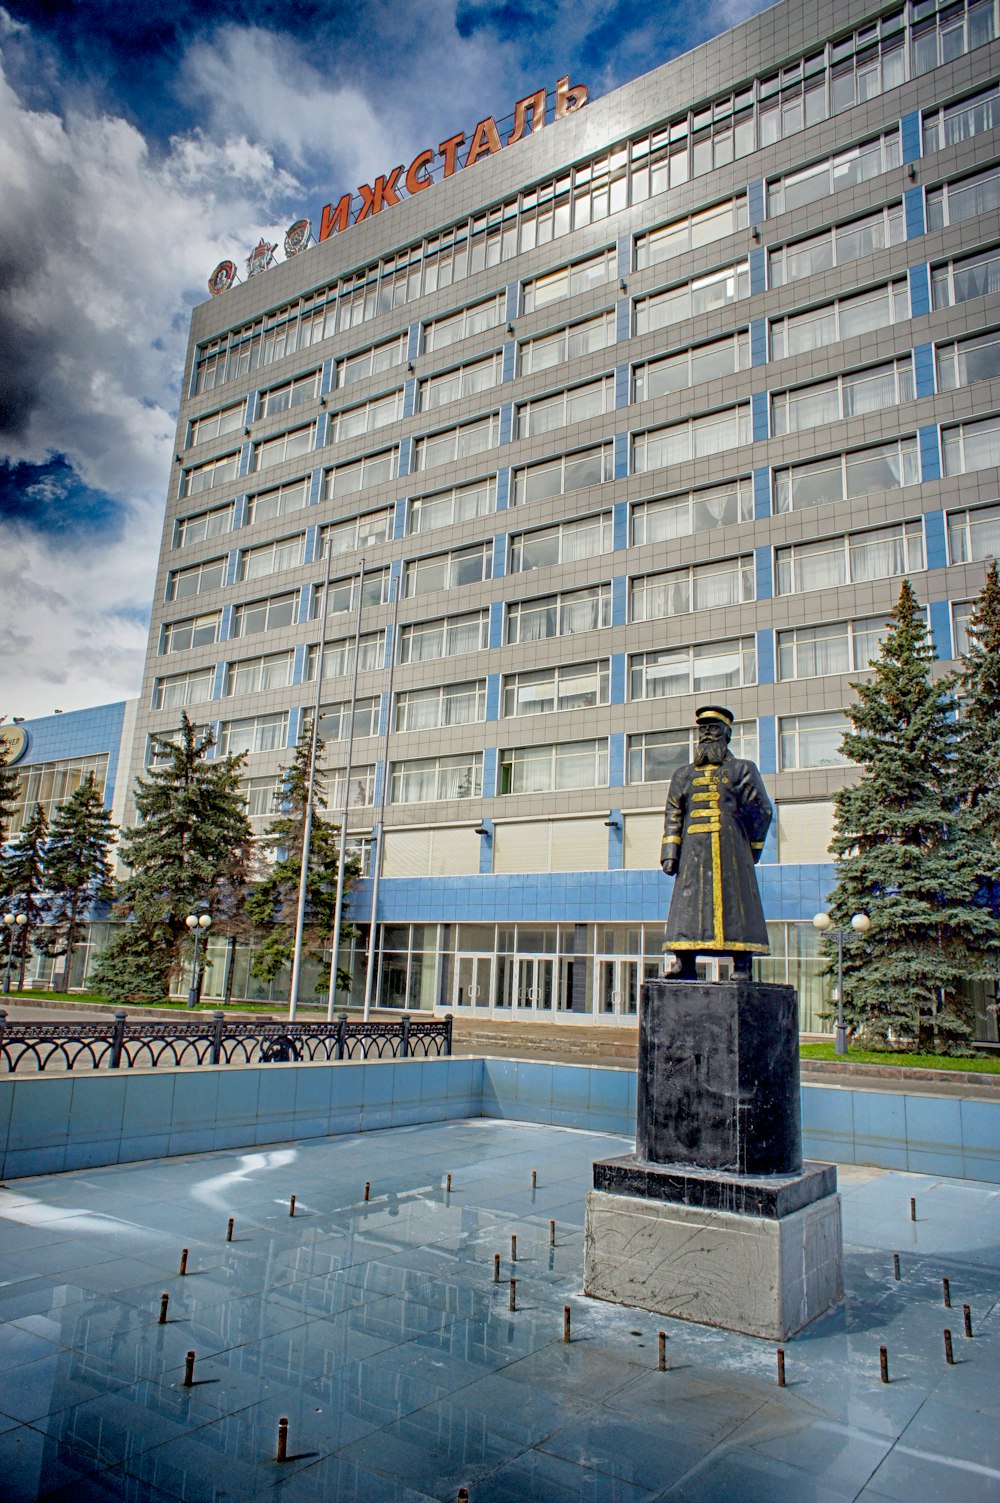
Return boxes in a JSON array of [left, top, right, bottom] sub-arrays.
[[0, 1010, 453, 1074]]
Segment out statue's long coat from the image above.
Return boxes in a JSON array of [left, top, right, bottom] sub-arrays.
[[661, 752, 773, 953]]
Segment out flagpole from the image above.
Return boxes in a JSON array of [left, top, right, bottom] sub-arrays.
[[327, 558, 365, 1020], [364, 571, 399, 1019]]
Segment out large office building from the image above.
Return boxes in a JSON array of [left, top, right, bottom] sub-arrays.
[[126, 0, 1000, 1028]]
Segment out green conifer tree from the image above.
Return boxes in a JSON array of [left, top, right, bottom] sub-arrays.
[[0, 725, 21, 854], [0, 802, 49, 989], [827, 580, 993, 1053], [43, 776, 116, 990]]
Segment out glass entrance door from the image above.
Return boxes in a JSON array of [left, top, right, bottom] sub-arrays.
[[596, 959, 658, 1016], [515, 956, 555, 1012], [453, 953, 492, 1009]]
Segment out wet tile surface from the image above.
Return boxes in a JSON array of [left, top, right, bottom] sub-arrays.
[[0, 1122, 997, 1500]]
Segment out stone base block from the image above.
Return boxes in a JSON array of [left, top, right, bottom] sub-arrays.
[[584, 1187, 843, 1340]]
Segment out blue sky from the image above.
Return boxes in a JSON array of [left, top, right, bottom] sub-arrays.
[[0, 0, 771, 719]]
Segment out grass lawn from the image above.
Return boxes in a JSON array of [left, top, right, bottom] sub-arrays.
[[800, 1040, 1000, 1073], [4, 991, 290, 1013]]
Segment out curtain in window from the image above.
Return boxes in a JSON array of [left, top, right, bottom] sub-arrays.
[[849, 532, 906, 581]]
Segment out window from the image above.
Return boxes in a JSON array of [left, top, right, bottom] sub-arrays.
[[942, 415, 1000, 476], [390, 753, 483, 803], [219, 712, 289, 757], [923, 82, 1000, 154], [305, 631, 385, 681], [423, 293, 505, 352], [948, 503, 1000, 563], [627, 722, 756, 783], [632, 407, 751, 473], [952, 600, 975, 656], [633, 263, 749, 336], [519, 312, 616, 376], [777, 616, 891, 680], [772, 361, 914, 436], [521, 248, 616, 312], [927, 164, 1000, 232], [10, 754, 109, 836], [775, 437, 918, 512], [395, 680, 487, 731], [153, 668, 214, 710], [231, 593, 296, 638], [252, 423, 315, 472], [224, 651, 294, 696], [517, 376, 614, 439], [633, 333, 749, 402], [328, 764, 378, 809], [931, 244, 1000, 309], [775, 521, 925, 594], [246, 478, 310, 525], [770, 281, 908, 359], [315, 568, 390, 617], [499, 739, 608, 795], [630, 638, 756, 699], [239, 534, 305, 582], [167, 557, 226, 601], [768, 205, 904, 288], [175, 503, 233, 548], [404, 543, 491, 596], [258, 371, 320, 419], [512, 445, 613, 505], [502, 660, 610, 717], [779, 711, 849, 770], [336, 334, 407, 388], [506, 584, 611, 644], [419, 353, 503, 411], [161, 611, 222, 653], [242, 776, 281, 822], [509, 513, 613, 573], [145, 727, 211, 771], [331, 389, 404, 443], [325, 445, 399, 496], [188, 402, 243, 448], [630, 556, 754, 621], [631, 480, 753, 545], [407, 478, 496, 535], [322, 508, 393, 560], [634, 197, 748, 270], [413, 412, 500, 470], [766, 130, 900, 216], [398, 610, 489, 664], [180, 451, 240, 498], [912, 0, 996, 75], [937, 329, 1000, 390], [307, 697, 380, 741]]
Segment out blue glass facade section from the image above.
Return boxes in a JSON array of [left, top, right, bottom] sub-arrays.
[[616, 233, 631, 281], [17, 702, 128, 813], [296, 586, 312, 627], [496, 468, 510, 510], [303, 525, 319, 565], [287, 707, 302, 748], [502, 342, 516, 383], [914, 343, 936, 398], [901, 111, 922, 164], [613, 501, 629, 552], [489, 600, 504, 649], [320, 357, 335, 397], [616, 298, 631, 343], [219, 603, 235, 642], [308, 469, 323, 508], [929, 598, 954, 661], [378, 691, 389, 738], [908, 262, 931, 317], [757, 714, 777, 775], [398, 436, 412, 479], [756, 629, 775, 685], [754, 545, 772, 601], [610, 654, 626, 705], [751, 391, 769, 442], [238, 442, 253, 479], [211, 662, 226, 701], [486, 674, 501, 722], [402, 379, 417, 420], [609, 734, 625, 789], [924, 509, 947, 571], [611, 576, 628, 627], [499, 402, 514, 446], [919, 426, 942, 483], [225, 550, 240, 587], [373, 761, 385, 809], [244, 391, 258, 425], [492, 534, 507, 579], [750, 319, 768, 367], [406, 322, 421, 362], [749, 247, 767, 295], [383, 629, 394, 670], [505, 284, 518, 324], [614, 433, 628, 480], [904, 186, 926, 239], [234, 494, 249, 529], [607, 811, 624, 871], [615, 364, 630, 409], [393, 497, 408, 539], [747, 178, 766, 226], [753, 466, 771, 519], [316, 412, 330, 451], [292, 643, 308, 686], [482, 747, 498, 798]]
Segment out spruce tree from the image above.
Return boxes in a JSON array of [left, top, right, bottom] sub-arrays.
[[827, 580, 993, 1053], [43, 776, 116, 991], [0, 802, 49, 989], [245, 732, 358, 996], [91, 715, 253, 1001], [955, 560, 1000, 921]]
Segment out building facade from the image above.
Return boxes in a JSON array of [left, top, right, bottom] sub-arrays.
[[129, 0, 1000, 1028]]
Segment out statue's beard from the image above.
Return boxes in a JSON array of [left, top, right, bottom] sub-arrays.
[[695, 740, 728, 766]]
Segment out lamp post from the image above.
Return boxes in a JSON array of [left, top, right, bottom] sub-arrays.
[[2, 914, 26, 995], [185, 913, 212, 1009], [812, 910, 871, 1055]]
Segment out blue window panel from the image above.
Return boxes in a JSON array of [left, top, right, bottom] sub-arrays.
[[371, 761, 384, 809], [756, 629, 775, 685], [393, 497, 408, 539], [612, 576, 628, 628], [291, 643, 308, 686], [757, 715, 778, 775], [747, 178, 766, 226], [316, 412, 330, 450], [924, 509, 947, 570], [389, 558, 403, 591], [287, 707, 302, 749], [919, 425, 941, 483], [751, 391, 769, 443], [505, 283, 518, 324], [753, 467, 771, 519], [482, 747, 499, 798], [478, 819, 494, 875], [610, 653, 626, 705], [914, 343, 936, 398], [754, 546, 772, 601], [492, 534, 507, 579], [614, 433, 628, 480], [608, 734, 625, 789], [244, 392, 258, 426], [499, 402, 514, 446], [320, 357, 336, 397], [607, 811, 624, 871], [303, 525, 319, 565], [398, 436, 412, 479], [750, 319, 768, 368], [616, 298, 631, 344], [489, 600, 504, 649], [928, 599, 954, 660], [613, 501, 629, 552], [749, 247, 767, 296], [308, 468, 323, 508], [219, 604, 235, 643], [615, 364, 629, 409], [502, 341, 516, 383], [383, 629, 394, 670], [378, 692, 390, 738], [233, 494, 249, 529], [616, 233, 631, 281], [402, 379, 417, 420], [406, 322, 421, 362], [486, 674, 501, 722], [296, 586, 312, 626], [497, 468, 511, 511], [205, 722, 220, 760], [901, 111, 922, 164], [908, 263, 930, 318], [904, 187, 926, 240], [238, 442, 253, 479], [211, 662, 227, 701], [225, 550, 240, 588]]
